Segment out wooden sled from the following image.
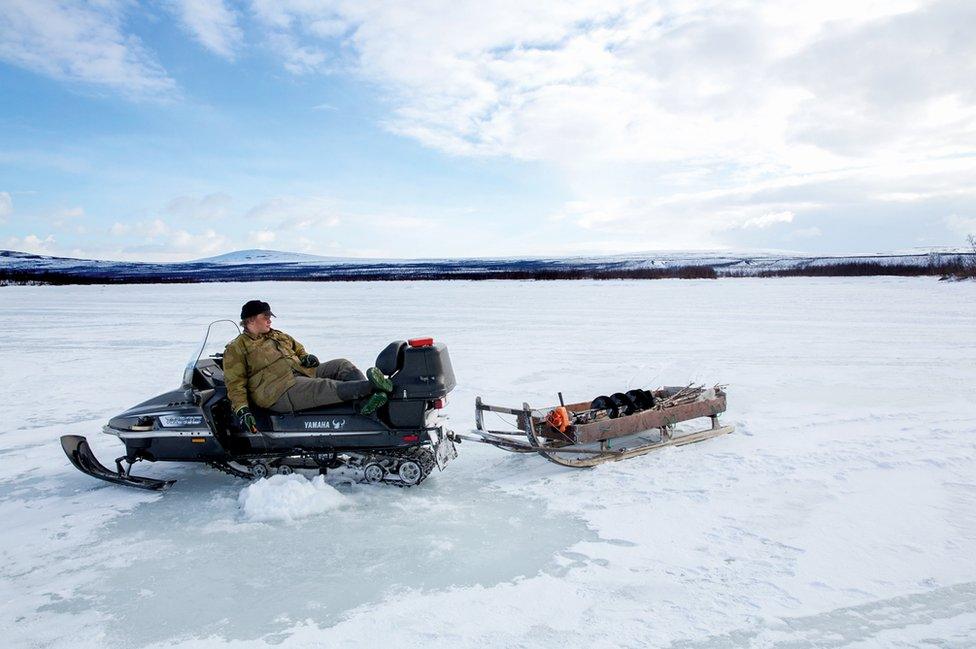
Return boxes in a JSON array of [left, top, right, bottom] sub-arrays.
[[467, 385, 733, 467]]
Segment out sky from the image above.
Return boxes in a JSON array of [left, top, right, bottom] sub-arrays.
[[1, 0, 975, 262]]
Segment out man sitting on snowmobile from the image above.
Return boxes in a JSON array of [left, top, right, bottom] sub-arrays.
[[224, 300, 393, 433]]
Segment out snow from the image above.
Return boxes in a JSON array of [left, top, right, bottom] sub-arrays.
[[1, 278, 975, 648], [238, 474, 347, 523]]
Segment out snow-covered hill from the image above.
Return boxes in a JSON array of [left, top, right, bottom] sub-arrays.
[[193, 249, 359, 265], [2, 247, 973, 283]]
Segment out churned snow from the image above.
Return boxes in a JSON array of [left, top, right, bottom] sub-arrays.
[[238, 475, 347, 523], [1, 278, 975, 648]]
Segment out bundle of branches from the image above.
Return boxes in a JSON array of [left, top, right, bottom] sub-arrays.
[[654, 384, 725, 409], [654, 384, 705, 409]]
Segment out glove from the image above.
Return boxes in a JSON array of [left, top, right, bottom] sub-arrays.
[[236, 406, 258, 433], [300, 354, 320, 368]]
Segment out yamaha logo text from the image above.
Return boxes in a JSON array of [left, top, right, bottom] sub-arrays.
[[303, 419, 347, 430]]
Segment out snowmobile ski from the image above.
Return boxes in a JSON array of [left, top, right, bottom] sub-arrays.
[[60, 435, 176, 491]]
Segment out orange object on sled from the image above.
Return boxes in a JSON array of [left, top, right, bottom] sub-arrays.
[[546, 406, 571, 433]]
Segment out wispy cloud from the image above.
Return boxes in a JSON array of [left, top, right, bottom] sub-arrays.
[[0, 0, 177, 98], [244, 196, 341, 230], [0, 192, 11, 224], [169, 0, 243, 60], [266, 31, 329, 74], [164, 192, 234, 220]]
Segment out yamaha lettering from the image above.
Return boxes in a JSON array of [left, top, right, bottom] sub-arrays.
[[303, 419, 347, 430]]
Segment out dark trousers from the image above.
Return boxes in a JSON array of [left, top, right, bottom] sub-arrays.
[[269, 358, 366, 413]]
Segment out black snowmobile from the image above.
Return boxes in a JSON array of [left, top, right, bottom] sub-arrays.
[[61, 320, 459, 491]]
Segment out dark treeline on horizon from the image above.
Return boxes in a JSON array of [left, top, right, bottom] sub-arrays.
[[0, 265, 719, 285]]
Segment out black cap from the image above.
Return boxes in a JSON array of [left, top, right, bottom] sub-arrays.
[[241, 300, 275, 320]]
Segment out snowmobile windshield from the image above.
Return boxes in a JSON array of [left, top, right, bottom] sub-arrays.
[[182, 319, 241, 387]]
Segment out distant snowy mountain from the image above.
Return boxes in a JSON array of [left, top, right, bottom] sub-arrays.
[[193, 249, 359, 265]]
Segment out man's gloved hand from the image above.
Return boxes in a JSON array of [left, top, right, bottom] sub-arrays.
[[236, 406, 258, 433], [300, 354, 320, 368]]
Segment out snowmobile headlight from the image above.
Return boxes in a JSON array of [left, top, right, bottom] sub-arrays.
[[159, 415, 204, 428]]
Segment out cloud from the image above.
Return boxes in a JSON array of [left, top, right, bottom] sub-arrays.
[[553, 189, 805, 248], [58, 206, 84, 218], [248, 0, 976, 250], [255, 1, 970, 168], [45, 205, 87, 233], [169, 0, 243, 60], [165, 192, 233, 220], [107, 218, 169, 238], [0, 0, 177, 98], [788, 226, 823, 240], [0, 192, 11, 223], [108, 217, 228, 256], [267, 32, 329, 74], [742, 211, 794, 229], [944, 214, 976, 237], [783, 1, 976, 156], [245, 196, 341, 229], [381, 215, 433, 229], [170, 227, 226, 253], [249, 229, 276, 244], [294, 236, 317, 252], [102, 195, 349, 260], [5, 234, 56, 255], [147, 218, 170, 238]]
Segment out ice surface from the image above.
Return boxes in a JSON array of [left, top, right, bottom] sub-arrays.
[[1, 278, 975, 648]]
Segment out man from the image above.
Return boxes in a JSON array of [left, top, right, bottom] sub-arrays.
[[223, 300, 393, 433]]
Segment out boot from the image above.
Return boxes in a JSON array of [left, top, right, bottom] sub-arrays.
[[367, 367, 393, 393], [359, 391, 388, 415]]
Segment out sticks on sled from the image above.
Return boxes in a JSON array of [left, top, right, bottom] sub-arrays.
[[465, 385, 733, 467]]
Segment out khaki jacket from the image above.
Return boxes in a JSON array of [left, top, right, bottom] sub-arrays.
[[223, 329, 316, 412]]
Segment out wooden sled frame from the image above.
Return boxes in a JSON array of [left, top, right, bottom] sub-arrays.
[[469, 386, 734, 468]]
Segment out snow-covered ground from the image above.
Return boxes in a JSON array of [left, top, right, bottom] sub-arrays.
[[2, 278, 974, 648]]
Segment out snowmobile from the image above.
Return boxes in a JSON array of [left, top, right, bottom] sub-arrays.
[[61, 320, 459, 491]]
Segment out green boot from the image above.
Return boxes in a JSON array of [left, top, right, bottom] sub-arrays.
[[359, 391, 388, 415], [367, 366, 393, 393]]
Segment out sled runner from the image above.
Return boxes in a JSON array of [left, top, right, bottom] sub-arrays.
[[466, 385, 733, 467]]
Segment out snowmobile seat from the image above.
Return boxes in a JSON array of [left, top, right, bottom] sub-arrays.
[[375, 340, 407, 376], [251, 400, 359, 418], [248, 401, 365, 433]]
